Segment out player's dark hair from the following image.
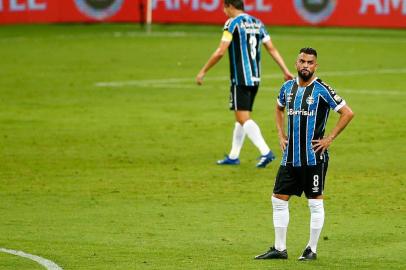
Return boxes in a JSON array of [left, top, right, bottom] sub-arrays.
[[224, 0, 245, 10], [300, 47, 318, 58]]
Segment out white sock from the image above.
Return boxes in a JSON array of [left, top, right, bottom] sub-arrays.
[[242, 119, 270, 155], [229, 122, 246, 159], [307, 199, 325, 253], [272, 196, 289, 251]]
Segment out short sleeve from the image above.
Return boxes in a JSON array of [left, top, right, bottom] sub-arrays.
[[318, 81, 346, 111], [260, 23, 270, 43], [277, 84, 286, 107], [222, 19, 234, 42], [223, 19, 231, 31]]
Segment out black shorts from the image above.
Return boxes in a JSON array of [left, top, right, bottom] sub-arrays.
[[273, 162, 328, 198], [229, 84, 259, 111]]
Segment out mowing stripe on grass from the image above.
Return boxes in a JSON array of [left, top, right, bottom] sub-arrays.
[[338, 88, 405, 96], [0, 248, 63, 270], [94, 82, 406, 95], [2, 31, 405, 44], [94, 68, 406, 88]]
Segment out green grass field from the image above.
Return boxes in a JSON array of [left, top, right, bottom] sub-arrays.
[[0, 23, 405, 269]]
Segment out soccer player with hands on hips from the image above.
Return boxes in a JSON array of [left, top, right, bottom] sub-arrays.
[[255, 47, 354, 261], [196, 0, 294, 168]]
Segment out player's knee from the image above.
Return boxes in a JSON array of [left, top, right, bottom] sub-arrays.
[[308, 199, 324, 212], [271, 195, 289, 211], [235, 111, 250, 124], [308, 199, 324, 228], [236, 118, 246, 125]]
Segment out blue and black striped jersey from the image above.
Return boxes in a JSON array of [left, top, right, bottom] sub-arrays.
[[277, 78, 346, 167], [223, 13, 270, 86]]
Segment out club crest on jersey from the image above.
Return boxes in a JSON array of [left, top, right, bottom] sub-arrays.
[[293, 0, 337, 24], [306, 96, 315, 105], [74, 0, 124, 20]]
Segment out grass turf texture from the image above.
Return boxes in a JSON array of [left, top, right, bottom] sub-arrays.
[[0, 23, 405, 269]]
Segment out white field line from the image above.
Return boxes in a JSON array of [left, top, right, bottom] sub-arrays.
[[95, 77, 222, 88], [0, 247, 63, 270], [1, 31, 405, 44], [95, 68, 406, 88]]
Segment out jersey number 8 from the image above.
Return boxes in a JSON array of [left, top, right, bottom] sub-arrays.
[[313, 175, 319, 187]]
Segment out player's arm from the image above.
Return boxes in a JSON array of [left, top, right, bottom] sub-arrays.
[[312, 105, 355, 154], [276, 104, 288, 152], [263, 40, 294, 81], [196, 38, 231, 85]]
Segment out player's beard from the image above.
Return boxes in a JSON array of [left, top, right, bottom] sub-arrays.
[[298, 69, 314, 82]]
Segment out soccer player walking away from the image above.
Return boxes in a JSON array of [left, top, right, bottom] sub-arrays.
[[196, 0, 294, 168], [255, 48, 354, 260]]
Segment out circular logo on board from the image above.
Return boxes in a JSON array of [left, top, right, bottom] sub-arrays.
[[293, 0, 337, 24], [75, 0, 124, 20]]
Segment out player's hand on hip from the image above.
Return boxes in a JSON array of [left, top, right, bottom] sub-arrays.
[[279, 134, 288, 152], [312, 136, 333, 154]]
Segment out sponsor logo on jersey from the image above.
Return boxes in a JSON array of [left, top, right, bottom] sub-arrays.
[[74, 0, 124, 20], [288, 109, 315, 116], [240, 21, 261, 34], [240, 21, 261, 29], [293, 0, 337, 24]]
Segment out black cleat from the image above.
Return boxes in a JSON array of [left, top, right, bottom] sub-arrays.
[[298, 246, 317, 261], [255, 246, 288, 260]]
